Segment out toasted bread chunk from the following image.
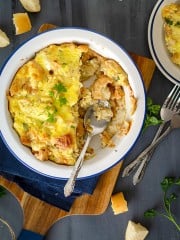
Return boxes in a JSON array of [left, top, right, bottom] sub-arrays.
[[0, 29, 10, 47], [19, 0, 41, 12], [111, 192, 128, 215], [13, 13, 32, 35], [125, 221, 149, 240], [38, 23, 57, 33]]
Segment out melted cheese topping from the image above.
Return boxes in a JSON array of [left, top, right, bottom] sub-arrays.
[[8, 43, 87, 165], [8, 43, 137, 165]]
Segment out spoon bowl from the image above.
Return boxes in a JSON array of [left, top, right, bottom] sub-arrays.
[[64, 101, 111, 197], [84, 103, 111, 136]]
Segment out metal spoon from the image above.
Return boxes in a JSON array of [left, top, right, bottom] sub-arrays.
[[122, 114, 180, 179], [64, 102, 111, 197]]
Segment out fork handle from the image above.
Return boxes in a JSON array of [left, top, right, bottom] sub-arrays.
[[123, 125, 171, 178], [122, 122, 165, 178], [132, 122, 165, 184]]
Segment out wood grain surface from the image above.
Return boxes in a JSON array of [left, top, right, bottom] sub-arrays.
[[0, 53, 155, 235]]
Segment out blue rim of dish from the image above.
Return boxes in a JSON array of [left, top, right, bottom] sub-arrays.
[[0, 27, 146, 180], [148, 0, 180, 85]]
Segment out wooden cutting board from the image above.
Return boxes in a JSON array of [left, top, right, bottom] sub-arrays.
[[0, 53, 155, 235]]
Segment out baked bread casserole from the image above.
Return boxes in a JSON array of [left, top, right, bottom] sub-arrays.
[[8, 43, 137, 166], [162, 3, 180, 66]]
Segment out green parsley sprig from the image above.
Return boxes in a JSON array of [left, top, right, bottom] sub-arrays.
[[144, 177, 180, 232], [143, 97, 163, 131], [51, 82, 68, 107], [46, 82, 68, 122], [53, 82, 67, 93], [0, 186, 6, 198], [165, 17, 180, 27]]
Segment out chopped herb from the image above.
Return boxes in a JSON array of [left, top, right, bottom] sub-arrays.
[[0, 186, 6, 198], [71, 125, 75, 129], [53, 83, 67, 93], [59, 97, 67, 106], [49, 90, 54, 97], [23, 123, 29, 131], [165, 18, 173, 25], [115, 75, 120, 81], [47, 112, 56, 123], [49, 82, 68, 109], [143, 97, 163, 131], [144, 177, 180, 232], [175, 21, 180, 27], [46, 108, 57, 123], [45, 106, 51, 111]]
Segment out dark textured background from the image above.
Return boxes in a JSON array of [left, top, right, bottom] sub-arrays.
[[0, 0, 180, 239]]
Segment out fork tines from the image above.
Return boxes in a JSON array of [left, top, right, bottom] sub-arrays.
[[163, 85, 180, 111]]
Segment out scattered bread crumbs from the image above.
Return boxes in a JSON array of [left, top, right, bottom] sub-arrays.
[[38, 23, 57, 33], [0, 29, 10, 47], [111, 192, 128, 215], [19, 0, 41, 12], [125, 220, 149, 240], [13, 13, 32, 35]]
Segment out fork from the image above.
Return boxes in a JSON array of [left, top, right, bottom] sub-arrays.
[[132, 84, 180, 185], [122, 84, 180, 182]]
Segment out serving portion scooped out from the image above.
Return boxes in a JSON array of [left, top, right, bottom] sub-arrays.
[[7, 42, 137, 166]]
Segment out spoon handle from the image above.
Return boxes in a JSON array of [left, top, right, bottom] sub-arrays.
[[64, 133, 92, 197]]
